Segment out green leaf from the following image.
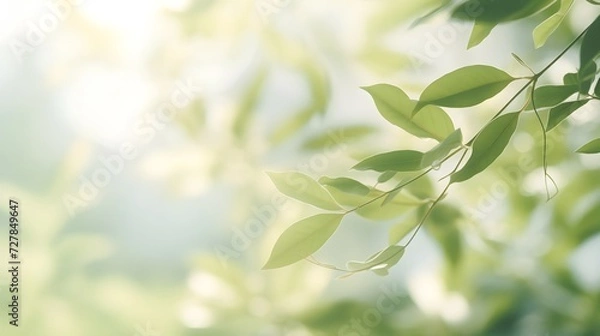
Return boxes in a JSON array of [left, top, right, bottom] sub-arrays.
[[356, 192, 424, 220], [451, 112, 520, 183], [595, 77, 600, 96], [410, 0, 452, 27], [576, 138, 600, 154], [357, 43, 412, 75], [263, 214, 344, 269], [353, 150, 424, 172], [363, 84, 455, 141], [377, 171, 397, 184], [547, 99, 590, 130], [580, 14, 600, 71], [511, 53, 531, 70], [323, 187, 424, 220], [427, 204, 463, 267], [533, 0, 574, 48], [453, 0, 556, 23], [421, 129, 463, 168], [532, 85, 578, 108], [319, 177, 370, 196], [404, 174, 435, 200], [382, 183, 405, 206], [415, 65, 515, 114], [410, 0, 452, 28], [457, 0, 556, 47], [467, 21, 496, 49], [305, 63, 330, 117], [370, 268, 391, 276], [578, 62, 598, 94], [268, 172, 342, 211], [346, 245, 405, 274], [302, 125, 376, 151], [563, 72, 578, 86], [320, 186, 366, 207]]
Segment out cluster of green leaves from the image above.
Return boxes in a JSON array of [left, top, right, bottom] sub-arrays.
[[535, 14, 600, 155], [451, 0, 576, 49], [413, 0, 582, 48], [264, 13, 600, 276]]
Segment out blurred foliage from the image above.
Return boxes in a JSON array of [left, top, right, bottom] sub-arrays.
[[1, 1, 600, 336]]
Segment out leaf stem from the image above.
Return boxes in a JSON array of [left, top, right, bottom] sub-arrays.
[[404, 148, 468, 247], [535, 26, 590, 79], [465, 79, 532, 146], [302, 23, 591, 274], [466, 25, 590, 147], [343, 168, 433, 215], [530, 79, 559, 200]]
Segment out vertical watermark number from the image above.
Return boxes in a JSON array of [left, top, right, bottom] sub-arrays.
[[7, 199, 20, 327]]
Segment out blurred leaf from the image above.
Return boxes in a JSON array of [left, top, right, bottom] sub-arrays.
[[596, 77, 600, 96], [421, 129, 463, 168], [404, 173, 436, 200], [319, 177, 370, 196], [363, 84, 455, 141], [353, 150, 425, 172], [532, 84, 578, 108], [452, 112, 520, 183], [302, 125, 376, 151], [304, 62, 331, 117], [415, 65, 515, 113], [546, 99, 590, 130], [367, 1, 440, 36], [270, 107, 316, 145], [177, 99, 206, 137], [190, 255, 249, 295], [427, 203, 463, 267], [346, 245, 405, 275], [321, 186, 371, 208], [378, 171, 397, 183], [263, 214, 344, 269], [576, 138, 600, 153], [382, 183, 405, 206], [411, 0, 452, 27], [580, 14, 600, 71], [453, 0, 555, 23], [299, 299, 400, 335], [324, 187, 425, 220], [357, 44, 411, 75], [356, 192, 424, 220], [574, 202, 600, 240], [533, 0, 574, 48], [552, 171, 600, 223], [188, 0, 218, 13], [389, 212, 421, 245], [233, 67, 268, 139], [382, 174, 435, 206], [268, 172, 342, 210]]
